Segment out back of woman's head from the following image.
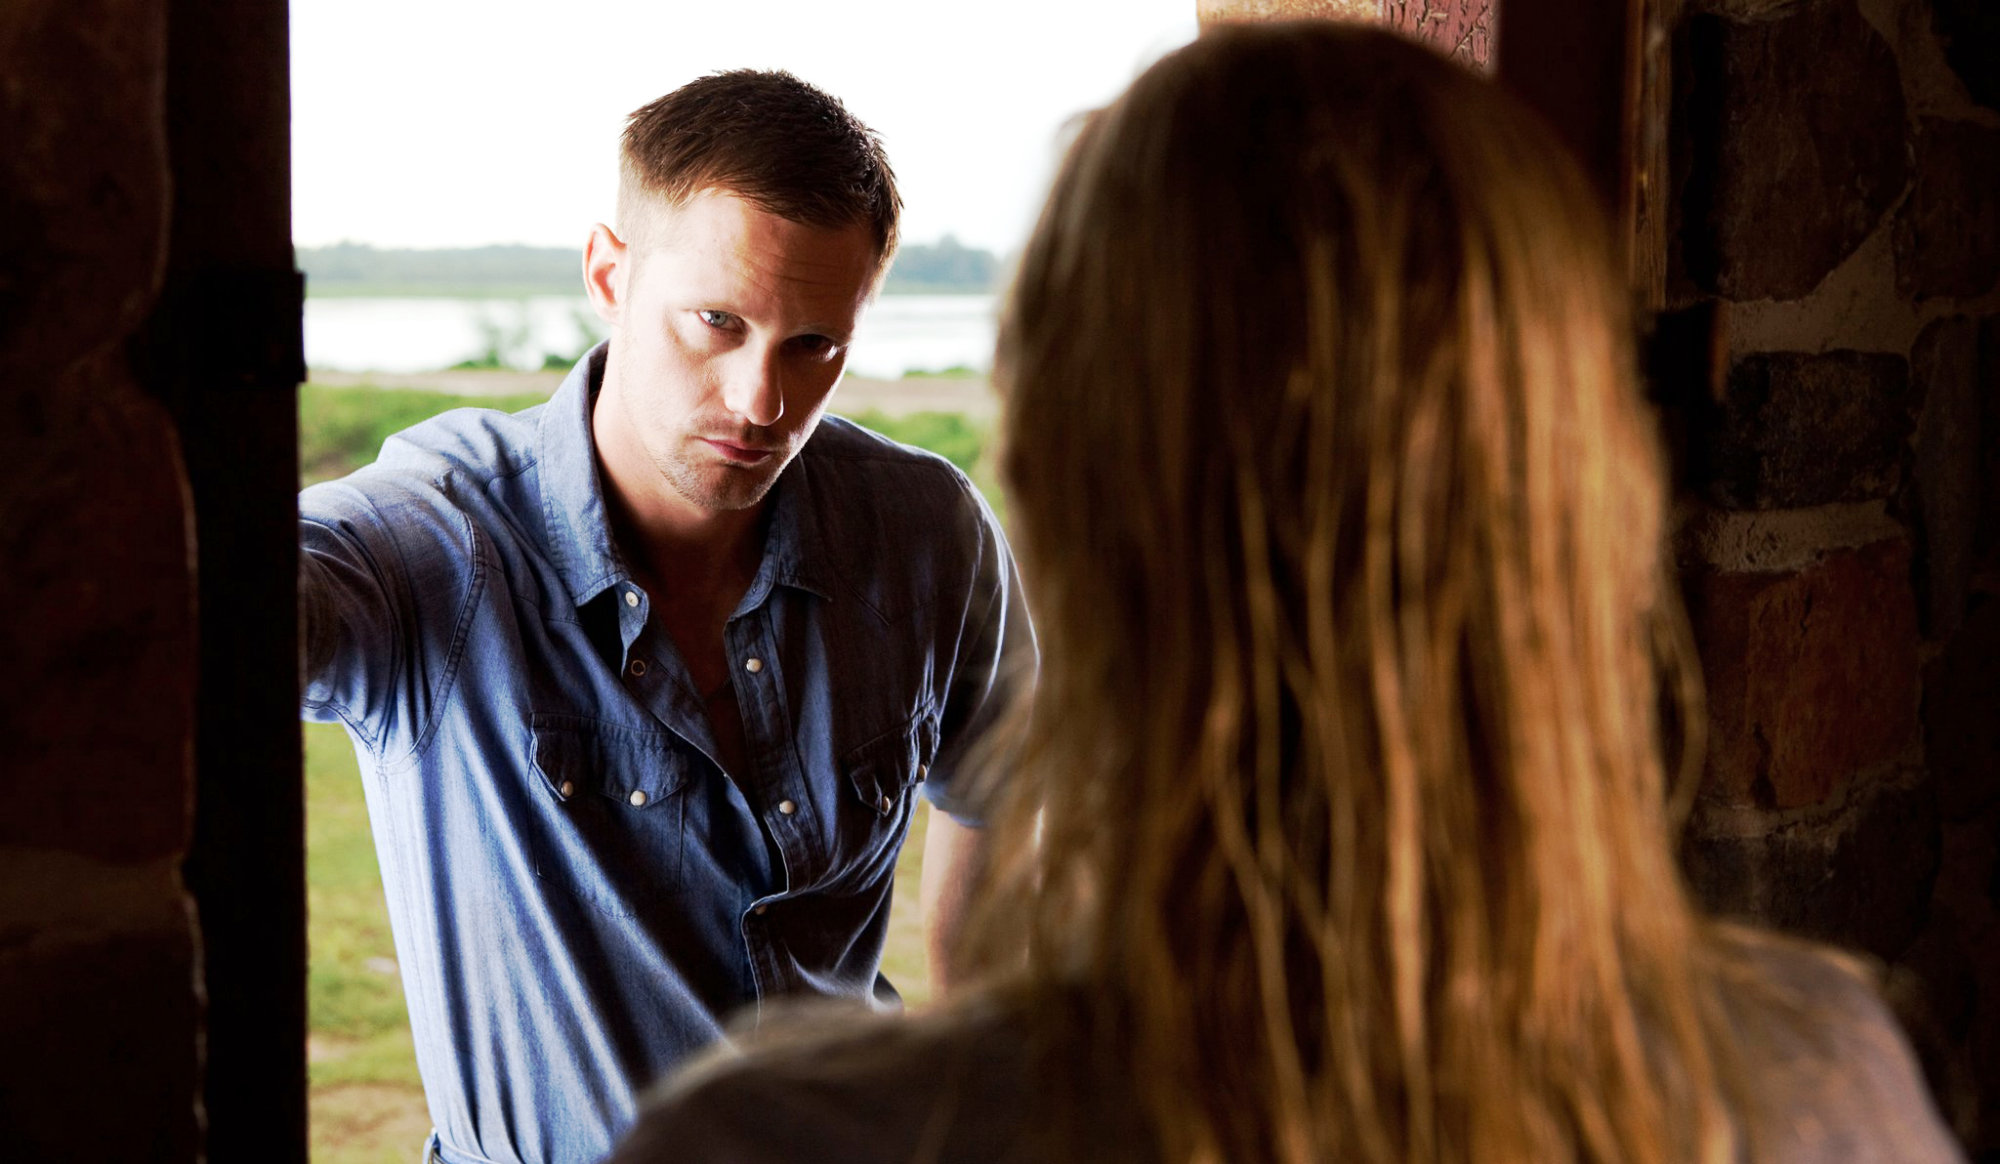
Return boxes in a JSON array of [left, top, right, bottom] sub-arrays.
[[984, 22, 1736, 1164]]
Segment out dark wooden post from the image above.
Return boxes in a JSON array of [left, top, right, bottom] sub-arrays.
[[1494, 0, 1648, 286], [146, 0, 310, 1158]]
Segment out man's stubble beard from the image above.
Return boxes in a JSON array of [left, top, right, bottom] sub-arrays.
[[654, 441, 783, 514], [611, 341, 788, 515]]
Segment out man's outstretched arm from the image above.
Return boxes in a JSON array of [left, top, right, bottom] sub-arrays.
[[297, 477, 476, 732]]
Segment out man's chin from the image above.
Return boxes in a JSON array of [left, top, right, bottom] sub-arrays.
[[666, 462, 781, 514]]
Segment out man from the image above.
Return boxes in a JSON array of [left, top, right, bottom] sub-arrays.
[[299, 70, 1028, 1164]]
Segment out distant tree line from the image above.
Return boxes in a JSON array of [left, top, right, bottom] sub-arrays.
[[299, 243, 580, 297], [882, 235, 999, 293], [299, 237, 1001, 297]]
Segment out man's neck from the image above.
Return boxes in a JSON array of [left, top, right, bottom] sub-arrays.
[[592, 390, 766, 601], [602, 467, 765, 604], [625, 504, 763, 604]]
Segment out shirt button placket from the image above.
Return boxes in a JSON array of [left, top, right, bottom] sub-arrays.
[[735, 621, 800, 902]]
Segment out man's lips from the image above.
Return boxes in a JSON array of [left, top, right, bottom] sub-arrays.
[[700, 438, 777, 464]]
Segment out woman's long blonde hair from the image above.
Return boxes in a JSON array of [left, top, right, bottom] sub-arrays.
[[968, 23, 1749, 1164]]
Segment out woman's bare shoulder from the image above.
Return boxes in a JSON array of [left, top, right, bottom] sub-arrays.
[[1712, 925, 1966, 1164]]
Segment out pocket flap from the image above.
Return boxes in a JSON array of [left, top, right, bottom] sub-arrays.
[[843, 709, 940, 816], [530, 714, 690, 808]]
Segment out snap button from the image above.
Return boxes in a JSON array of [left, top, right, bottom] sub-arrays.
[[629, 789, 648, 807], [753, 904, 768, 916], [624, 590, 639, 607], [876, 793, 892, 813], [777, 799, 797, 816], [559, 780, 575, 798], [916, 764, 928, 782], [744, 657, 764, 673], [628, 659, 647, 677]]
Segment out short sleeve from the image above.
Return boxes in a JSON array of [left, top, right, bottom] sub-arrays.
[[922, 482, 1036, 825], [298, 473, 484, 756]]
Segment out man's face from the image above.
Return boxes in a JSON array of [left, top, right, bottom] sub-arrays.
[[593, 188, 879, 517]]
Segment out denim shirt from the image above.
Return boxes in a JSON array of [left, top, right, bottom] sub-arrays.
[[299, 345, 1029, 1164]]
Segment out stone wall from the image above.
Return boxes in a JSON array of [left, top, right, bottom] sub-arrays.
[[1382, 0, 1493, 68], [0, 0, 203, 1157], [1668, 0, 2000, 1150], [1195, 0, 1493, 72]]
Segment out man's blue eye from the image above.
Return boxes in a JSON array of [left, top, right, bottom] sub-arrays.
[[697, 310, 734, 329]]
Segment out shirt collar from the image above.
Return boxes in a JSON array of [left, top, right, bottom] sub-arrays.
[[741, 444, 835, 609], [538, 342, 836, 611]]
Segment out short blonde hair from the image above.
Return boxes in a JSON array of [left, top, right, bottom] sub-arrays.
[[617, 69, 900, 267]]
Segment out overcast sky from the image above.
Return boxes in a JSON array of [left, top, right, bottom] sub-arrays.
[[290, 0, 1198, 254]]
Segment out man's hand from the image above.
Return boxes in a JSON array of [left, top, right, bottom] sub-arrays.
[[917, 806, 986, 999]]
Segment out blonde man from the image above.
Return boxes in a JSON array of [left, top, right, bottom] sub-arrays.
[[299, 70, 1028, 1164]]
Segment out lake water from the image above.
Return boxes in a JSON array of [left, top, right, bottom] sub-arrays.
[[304, 294, 998, 380]]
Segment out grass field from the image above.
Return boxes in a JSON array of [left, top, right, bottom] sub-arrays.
[[303, 378, 969, 1162], [299, 379, 996, 497]]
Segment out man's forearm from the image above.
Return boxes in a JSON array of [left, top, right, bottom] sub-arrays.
[[918, 806, 985, 999]]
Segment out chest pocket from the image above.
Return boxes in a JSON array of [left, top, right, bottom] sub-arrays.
[[527, 713, 690, 919], [837, 710, 941, 885]]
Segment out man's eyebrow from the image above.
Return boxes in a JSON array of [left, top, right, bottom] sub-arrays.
[[799, 324, 857, 345]]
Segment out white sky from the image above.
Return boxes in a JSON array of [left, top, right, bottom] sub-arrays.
[[290, 0, 1198, 255]]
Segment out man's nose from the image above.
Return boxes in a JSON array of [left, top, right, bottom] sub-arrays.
[[721, 348, 784, 428]]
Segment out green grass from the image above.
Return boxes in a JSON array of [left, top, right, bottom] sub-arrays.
[[840, 408, 1003, 524], [300, 384, 553, 487], [306, 283, 580, 299], [300, 383, 554, 485], [299, 382, 1001, 514], [842, 408, 985, 476], [900, 364, 982, 378], [307, 722, 420, 1084], [307, 720, 428, 1163]]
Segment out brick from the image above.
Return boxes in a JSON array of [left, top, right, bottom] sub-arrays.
[[1982, 317, 2000, 587], [1672, 0, 1909, 301], [1195, 0, 1376, 20], [1967, 816, 2000, 1155], [0, 920, 201, 1161], [1894, 118, 2000, 303], [1680, 770, 1940, 961], [1911, 317, 1985, 638], [1685, 537, 1921, 809], [1382, 0, 1492, 69], [1930, 0, 2000, 114], [1880, 805, 2000, 1142], [1924, 596, 2000, 823], [1882, 921, 1980, 1134], [1695, 350, 1915, 510]]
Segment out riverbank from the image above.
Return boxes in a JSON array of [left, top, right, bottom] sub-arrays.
[[306, 368, 999, 421]]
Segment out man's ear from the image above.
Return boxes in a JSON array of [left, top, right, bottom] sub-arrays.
[[583, 222, 628, 328]]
